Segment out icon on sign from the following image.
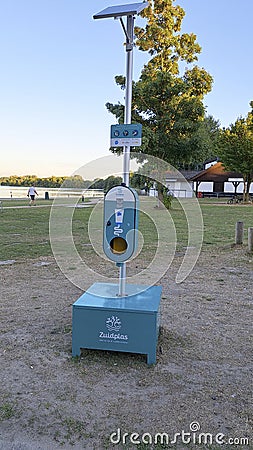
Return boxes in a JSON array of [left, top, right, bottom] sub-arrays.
[[114, 130, 120, 137], [123, 130, 129, 136], [114, 140, 119, 145], [132, 129, 138, 136]]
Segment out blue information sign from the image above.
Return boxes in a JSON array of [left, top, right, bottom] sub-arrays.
[[110, 124, 142, 147]]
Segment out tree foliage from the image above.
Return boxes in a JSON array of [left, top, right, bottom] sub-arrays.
[[0, 174, 122, 191], [92, 175, 122, 191], [134, 0, 201, 76], [0, 175, 87, 188], [106, 0, 215, 167], [218, 102, 253, 201]]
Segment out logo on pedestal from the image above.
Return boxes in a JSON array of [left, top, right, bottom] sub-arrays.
[[99, 315, 128, 343], [106, 316, 121, 332]]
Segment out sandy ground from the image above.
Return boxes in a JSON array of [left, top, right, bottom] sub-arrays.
[[0, 245, 252, 450]]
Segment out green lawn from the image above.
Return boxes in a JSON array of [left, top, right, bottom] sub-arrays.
[[0, 205, 52, 260], [201, 203, 253, 247], [170, 200, 253, 249], [0, 199, 252, 261], [0, 198, 53, 208]]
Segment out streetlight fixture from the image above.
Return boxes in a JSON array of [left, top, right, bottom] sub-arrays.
[[93, 2, 148, 185]]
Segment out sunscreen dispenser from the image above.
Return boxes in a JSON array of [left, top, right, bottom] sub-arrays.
[[103, 185, 138, 263]]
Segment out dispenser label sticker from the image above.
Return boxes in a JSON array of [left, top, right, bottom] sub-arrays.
[[115, 209, 124, 224]]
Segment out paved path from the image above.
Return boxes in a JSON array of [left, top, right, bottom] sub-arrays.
[[0, 199, 100, 209]]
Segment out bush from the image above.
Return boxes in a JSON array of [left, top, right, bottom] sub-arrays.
[[162, 188, 174, 209]]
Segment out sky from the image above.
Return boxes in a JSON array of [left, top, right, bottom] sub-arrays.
[[0, 0, 252, 177]]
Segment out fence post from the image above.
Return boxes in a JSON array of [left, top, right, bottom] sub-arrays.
[[235, 221, 244, 245], [248, 227, 253, 252]]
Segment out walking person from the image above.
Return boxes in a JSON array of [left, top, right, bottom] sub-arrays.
[[27, 186, 38, 206]]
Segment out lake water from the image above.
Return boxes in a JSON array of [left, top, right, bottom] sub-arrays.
[[0, 185, 103, 199]]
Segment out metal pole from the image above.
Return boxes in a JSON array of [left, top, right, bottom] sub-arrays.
[[118, 14, 134, 297], [123, 14, 134, 186]]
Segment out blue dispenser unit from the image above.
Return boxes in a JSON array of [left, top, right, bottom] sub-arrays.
[[103, 185, 139, 263]]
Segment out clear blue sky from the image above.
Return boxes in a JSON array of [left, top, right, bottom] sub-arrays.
[[0, 0, 252, 177]]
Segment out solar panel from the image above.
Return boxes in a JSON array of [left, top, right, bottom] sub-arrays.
[[93, 2, 148, 20]]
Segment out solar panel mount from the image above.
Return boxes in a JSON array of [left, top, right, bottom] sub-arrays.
[[93, 2, 149, 20]]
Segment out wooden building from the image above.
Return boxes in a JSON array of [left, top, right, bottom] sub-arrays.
[[190, 162, 245, 196]]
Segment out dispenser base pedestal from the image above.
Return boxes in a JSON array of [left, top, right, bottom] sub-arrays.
[[72, 283, 162, 365]]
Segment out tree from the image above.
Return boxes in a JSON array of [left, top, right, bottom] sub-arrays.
[[106, 0, 214, 167], [179, 115, 221, 170], [63, 175, 86, 189], [104, 176, 122, 191], [130, 173, 151, 193], [92, 176, 122, 191], [219, 102, 253, 202], [134, 0, 201, 76]]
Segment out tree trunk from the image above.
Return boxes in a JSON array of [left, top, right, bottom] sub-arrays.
[[243, 178, 248, 202], [243, 175, 252, 202], [157, 187, 164, 205]]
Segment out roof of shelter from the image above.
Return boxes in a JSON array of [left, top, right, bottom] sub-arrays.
[[180, 170, 200, 180], [189, 162, 243, 182], [164, 169, 200, 181]]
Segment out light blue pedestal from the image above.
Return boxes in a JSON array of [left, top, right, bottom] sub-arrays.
[[72, 283, 162, 365]]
